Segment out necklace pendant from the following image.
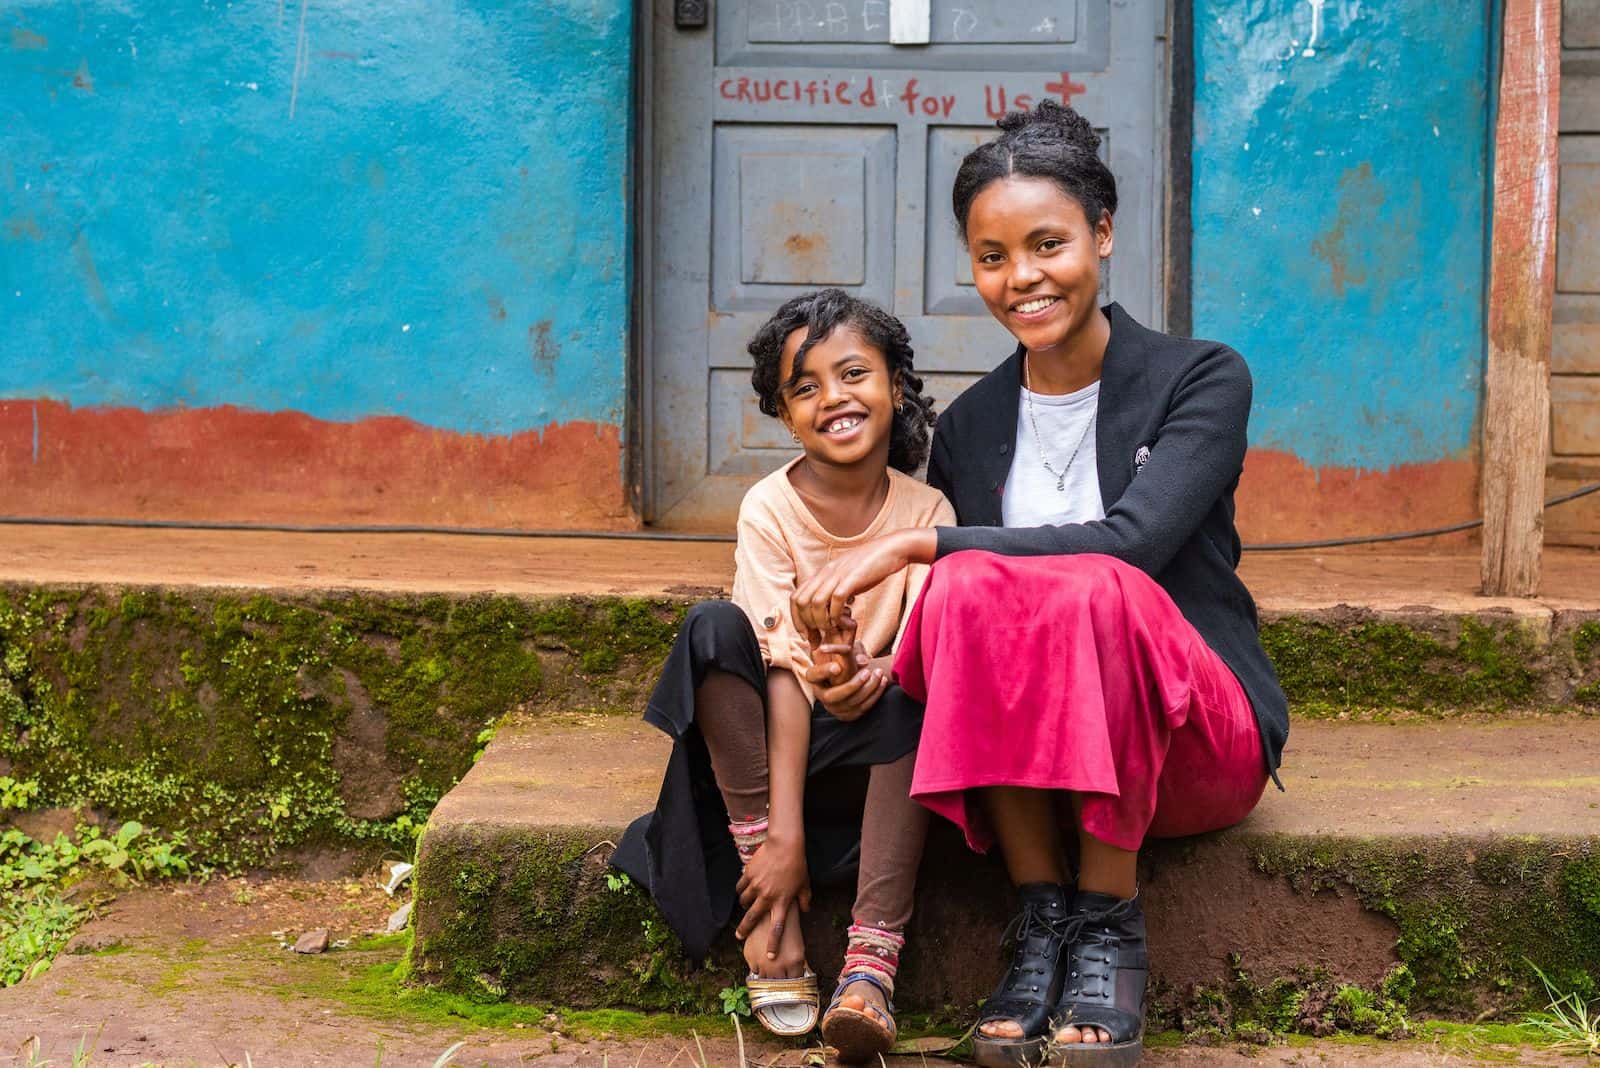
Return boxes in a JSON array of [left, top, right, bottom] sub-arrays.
[[1055, 473, 1066, 492]]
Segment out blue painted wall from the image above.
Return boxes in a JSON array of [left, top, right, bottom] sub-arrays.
[[1192, 0, 1491, 472], [1, 0, 632, 437]]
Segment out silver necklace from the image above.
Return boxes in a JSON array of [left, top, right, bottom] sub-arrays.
[[1022, 355, 1095, 494]]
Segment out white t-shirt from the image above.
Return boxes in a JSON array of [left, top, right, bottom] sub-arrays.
[[1001, 380, 1106, 528]]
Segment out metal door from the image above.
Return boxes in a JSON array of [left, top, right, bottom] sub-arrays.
[[644, 0, 1167, 526]]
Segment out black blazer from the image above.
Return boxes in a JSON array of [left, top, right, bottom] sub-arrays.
[[927, 303, 1288, 781]]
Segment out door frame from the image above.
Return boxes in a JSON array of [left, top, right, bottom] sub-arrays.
[[631, 0, 1194, 523], [630, 0, 658, 522]]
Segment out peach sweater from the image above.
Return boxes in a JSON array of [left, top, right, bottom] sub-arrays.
[[730, 457, 956, 703]]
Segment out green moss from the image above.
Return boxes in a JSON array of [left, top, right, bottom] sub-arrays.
[[1574, 622, 1600, 663], [1249, 835, 1600, 1012], [410, 824, 723, 1011], [289, 927, 729, 1038], [1415, 1020, 1562, 1062], [0, 586, 686, 871], [151, 957, 201, 995], [1261, 617, 1540, 717], [1164, 954, 1413, 1043], [85, 941, 130, 956]]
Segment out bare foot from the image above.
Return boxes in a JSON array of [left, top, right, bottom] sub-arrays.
[[978, 1017, 1025, 1039], [979, 1017, 1112, 1043], [1053, 1023, 1112, 1045], [741, 910, 809, 979], [834, 976, 889, 1022]]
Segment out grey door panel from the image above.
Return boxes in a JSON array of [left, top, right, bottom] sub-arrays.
[[648, 0, 1166, 526]]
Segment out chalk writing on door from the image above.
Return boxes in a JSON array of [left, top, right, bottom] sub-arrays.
[[717, 74, 1087, 118], [759, 0, 985, 38]]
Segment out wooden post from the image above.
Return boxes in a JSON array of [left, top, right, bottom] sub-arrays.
[[1482, 0, 1560, 597]]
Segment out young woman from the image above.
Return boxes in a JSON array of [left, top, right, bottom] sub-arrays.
[[788, 103, 1289, 1067], [612, 289, 955, 1062]]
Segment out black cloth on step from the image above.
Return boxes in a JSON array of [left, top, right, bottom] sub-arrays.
[[610, 600, 923, 960]]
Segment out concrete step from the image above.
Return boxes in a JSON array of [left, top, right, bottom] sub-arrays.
[[1, 551, 1593, 878], [411, 714, 1600, 1028]]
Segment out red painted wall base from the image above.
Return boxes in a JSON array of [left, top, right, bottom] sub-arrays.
[[1238, 450, 1479, 546], [1, 400, 1479, 544], [0, 401, 635, 531]]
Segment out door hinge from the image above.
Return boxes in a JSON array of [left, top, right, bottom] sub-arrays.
[[675, 0, 708, 28]]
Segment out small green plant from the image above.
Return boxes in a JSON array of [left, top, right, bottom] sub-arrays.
[[605, 871, 632, 893], [1327, 982, 1409, 1038], [1524, 961, 1600, 1056], [0, 816, 195, 989], [471, 722, 499, 763], [77, 821, 192, 880], [718, 984, 751, 1017], [0, 776, 41, 811], [0, 891, 81, 986]]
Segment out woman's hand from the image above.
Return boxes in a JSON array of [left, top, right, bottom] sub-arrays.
[[804, 641, 889, 722], [791, 527, 937, 637], [735, 832, 811, 953]]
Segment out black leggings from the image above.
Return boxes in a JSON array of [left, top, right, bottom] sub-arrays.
[[612, 600, 928, 958]]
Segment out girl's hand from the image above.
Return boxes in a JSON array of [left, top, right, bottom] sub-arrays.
[[792, 527, 935, 636], [805, 642, 887, 721], [735, 834, 811, 953], [806, 618, 859, 687]]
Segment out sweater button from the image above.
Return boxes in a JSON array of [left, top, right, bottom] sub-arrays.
[[989, 480, 999, 491], [1000, 443, 1009, 454], [762, 616, 777, 629]]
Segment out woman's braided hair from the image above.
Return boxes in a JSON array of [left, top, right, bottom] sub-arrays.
[[952, 99, 1118, 242], [748, 288, 937, 474]]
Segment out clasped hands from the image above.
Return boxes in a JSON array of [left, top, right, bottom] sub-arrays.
[[789, 527, 927, 721]]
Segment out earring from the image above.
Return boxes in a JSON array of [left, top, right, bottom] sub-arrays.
[[791, 430, 800, 442]]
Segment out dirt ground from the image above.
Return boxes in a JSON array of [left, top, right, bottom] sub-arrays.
[[2, 526, 1595, 609], [0, 877, 1568, 1068]]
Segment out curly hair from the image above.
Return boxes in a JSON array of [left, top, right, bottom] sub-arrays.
[[747, 288, 937, 474], [952, 99, 1118, 243]]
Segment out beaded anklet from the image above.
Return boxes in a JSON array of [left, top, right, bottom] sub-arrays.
[[728, 815, 769, 865], [840, 924, 905, 999]]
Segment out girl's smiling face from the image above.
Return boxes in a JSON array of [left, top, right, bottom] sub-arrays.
[[965, 176, 1114, 354], [777, 323, 901, 470]]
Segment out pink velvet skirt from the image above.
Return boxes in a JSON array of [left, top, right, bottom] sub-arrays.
[[893, 551, 1266, 853]]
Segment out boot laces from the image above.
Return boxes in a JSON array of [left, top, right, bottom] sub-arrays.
[[1000, 900, 1065, 951], [1061, 898, 1136, 997]]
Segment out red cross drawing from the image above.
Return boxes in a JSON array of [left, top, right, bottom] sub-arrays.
[[1045, 73, 1088, 106]]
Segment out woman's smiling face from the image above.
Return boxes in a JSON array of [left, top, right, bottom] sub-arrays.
[[965, 176, 1114, 354], [777, 323, 899, 469]]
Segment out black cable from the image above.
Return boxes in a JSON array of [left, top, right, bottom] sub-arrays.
[[0, 514, 739, 542], [1, 482, 1596, 552], [1242, 479, 1600, 551]]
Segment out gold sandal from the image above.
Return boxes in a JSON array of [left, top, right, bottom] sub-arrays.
[[748, 970, 820, 1036]]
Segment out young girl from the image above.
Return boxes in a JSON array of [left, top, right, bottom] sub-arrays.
[[787, 102, 1289, 1067], [612, 288, 955, 1061]]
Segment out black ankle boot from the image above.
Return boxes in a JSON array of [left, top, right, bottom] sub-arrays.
[[1047, 891, 1148, 1067], [972, 882, 1071, 1067]]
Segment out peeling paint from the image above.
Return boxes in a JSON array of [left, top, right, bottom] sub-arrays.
[[0, 0, 633, 443], [1194, 0, 1490, 475], [0, 400, 636, 529]]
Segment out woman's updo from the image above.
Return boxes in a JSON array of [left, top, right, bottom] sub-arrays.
[[952, 99, 1118, 243]]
